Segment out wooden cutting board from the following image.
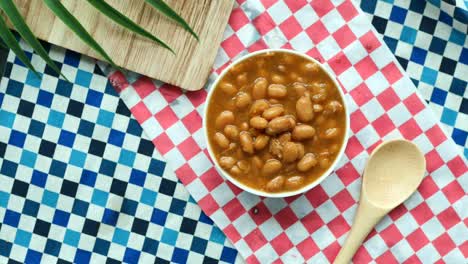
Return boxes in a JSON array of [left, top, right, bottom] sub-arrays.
[[11, 0, 234, 91]]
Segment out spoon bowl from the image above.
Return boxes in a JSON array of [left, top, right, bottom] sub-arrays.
[[334, 139, 426, 264]]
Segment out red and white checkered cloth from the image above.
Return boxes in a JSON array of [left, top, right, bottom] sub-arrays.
[[107, 0, 468, 263]]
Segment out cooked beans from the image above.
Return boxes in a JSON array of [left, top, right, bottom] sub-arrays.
[[266, 176, 285, 192], [297, 153, 318, 172], [207, 51, 346, 193], [219, 156, 236, 169], [224, 125, 239, 140], [285, 176, 304, 190], [250, 116, 268, 129], [292, 125, 316, 141], [214, 132, 230, 149], [216, 111, 235, 129], [252, 77, 268, 99], [254, 134, 270, 150], [262, 159, 282, 176], [268, 84, 287, 98], [283, 142, 299, 163], [235, 92, 251, 109], [262, 105, 284, 120], [239, 131, 254, 154], [296, 94, 314, 122]]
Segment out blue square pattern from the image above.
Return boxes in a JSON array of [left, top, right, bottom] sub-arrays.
[[64, 50, 80, 67], [119, 149, 136, 167], [452, 128, 468, 146], [47, 110, 65, 128], [37, 90, 53, 108], [102, 209, 119, 226], [123, 248, 141, 263], [151, 208, 168, 226], [22, 200, 40, 217], [161, 228, 178, 245], [97, 109, 114, 127], [0, 190, 10, 208], [53, 209, 70, 227], [69, 149, 87, 168], [148, 158, 166, 176], [129, 169, 146, 186], [93, 238, 110, 256], [80, 169, 97, 187], [49, 160, 67, 177], [6, 79, 23, 97], [85, 89, 104, 107], [441, 107, 458, 126], [140, 188, 157, 206], [8, 130, 26, 148], [28, 119, 45, 137], [172, 248, 189, 263], [112, 228, 130, 246], [4, 210, 21, 227], [31, 170, 47, 187], [74, 249, 91, 263], [0, 240, 12, 257], [44, 239, 61, 256], [64, 229, 80, 247], [0, 110, 15, 128], [25, 71, 42, 87], [421, 67, 438, 85], [390, 5, 407, 23], [42, 190, 59, 208], [449, 29, 465, 46], [400, 26, 417, 44], [75, 69, 93, 87], [20, 150, 37, 168], [58, 130, 76, 147], [25, 249, 42, 263], [1, 159, 18, 177], [91, 189, 109, 207], [410, 47, 427, 65], [108, 129, 125, 146], [430, 87, 448, 106], [14, 229, 32, 247]]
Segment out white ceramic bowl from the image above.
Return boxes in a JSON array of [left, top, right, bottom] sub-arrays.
[[204, 49, 350, 198]]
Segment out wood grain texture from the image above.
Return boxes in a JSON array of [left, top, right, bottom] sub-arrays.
[[10, 0, 234, 90]]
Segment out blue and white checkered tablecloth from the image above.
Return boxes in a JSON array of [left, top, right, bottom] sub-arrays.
[[0, 0, 466, 263], [0, 44, 240, 263]]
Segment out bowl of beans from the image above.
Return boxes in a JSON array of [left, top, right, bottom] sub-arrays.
[[204, 49, 349, 198]]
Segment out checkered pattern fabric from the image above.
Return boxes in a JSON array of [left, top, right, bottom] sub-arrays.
[[359, 0, 468, 158], [105, 0, 468, 263], [0, 43, 240, 263]]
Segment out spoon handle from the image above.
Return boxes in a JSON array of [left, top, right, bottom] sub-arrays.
[[333, 199, 387, 264]]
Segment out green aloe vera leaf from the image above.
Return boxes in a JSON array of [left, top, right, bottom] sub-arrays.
[[86, 0, 174, 53], [43, 0, 118, 68], [0, 16, 39, 77], [0, 0, 67, 79], [145, 0, 199, 40]]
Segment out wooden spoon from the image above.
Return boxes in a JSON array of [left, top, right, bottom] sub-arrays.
[[334, 139, 426, 264]]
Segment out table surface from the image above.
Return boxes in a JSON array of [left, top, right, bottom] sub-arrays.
[[0, 0, 466, 263]]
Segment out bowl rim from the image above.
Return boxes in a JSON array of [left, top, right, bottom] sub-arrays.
[[203, 48, 350, 198]]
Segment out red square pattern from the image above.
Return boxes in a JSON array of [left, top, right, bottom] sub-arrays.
[[259, 0, 276, 8], [382, 62, 403, 84], [410, 203, 434, 225], [389, 204, 408, 221], [359, 31, 381, 54], [377, 88, 400, 111], [441, 180, 464, 203], [109, 71, 129, 93], [336, 163, 361, 186], [433, 233, 456, 256], [301, 211, 325, 234], [133, 77, 156, 99], [345, 136, 365, 160], [305, 21, 329, 44], [305, 185, 329, 208], [186, 88, 207, 107], [380, 225, 403, 248], [175, 164, 197, 185], [331, 189, 355, 212], [376, 251, 399, 264], [403, 93, 425, 115], [332, 25, 357, 49], [249, 202, 273, 225], [447, 157, 467, 177], [354, 56, 378, 80], [399, 119, 423, 140], [350, 110, 369, 133], [181, 111, 202, 134], [198, 194, 220, 216], [284, 0, 307, 12], [248, 38, 269, 52], [274, 207, 299, 230], [328, 51, 352, 76], [437, 207, 461, 230], [152, 133, 174, 155], [199, 168, 224, 191], [154, 106, 179, 129], [221, 34, 245, 58], [425, 125, 447, 147], [310, 0, 334, 17], [223, 198, 246, 222], [252, 12, 276, 35], [229, 8, 250, 31], [297, 237, 319, 260], [178, 137, 201, 160], [327, 215, 349, 238], [418, 177, 438, 199], [131, 101, 153, 123], [323, 242, 341, 262], [406, 229, 429, 251], [353, 246, 372, 264], [350, 83, 374, 106], [336, 1, 359, 22], [372, 114, 396, 137], [159, 84, 183, 104], [223, 224, 242, 243], [244, 228, 268, 251], [270, 233, 294, 256], [425, 150, 444, 173], [279, 16, 302, 39]]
